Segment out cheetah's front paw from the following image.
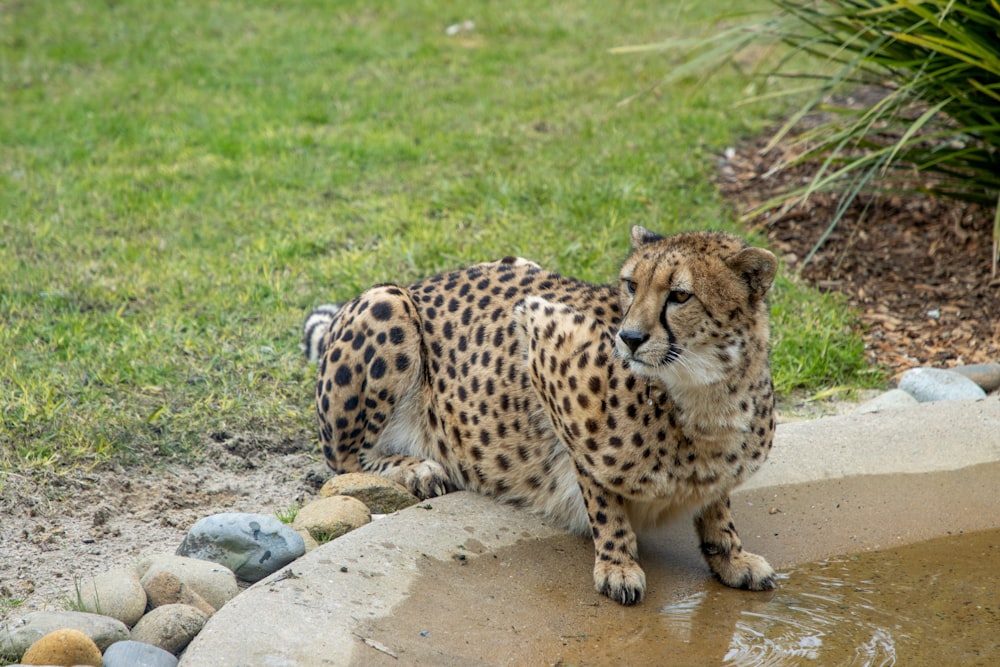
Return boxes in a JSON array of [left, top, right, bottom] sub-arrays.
[[594, 558, 647, 606], [709, 549, 776, 591], [400, 459, 454, 499]]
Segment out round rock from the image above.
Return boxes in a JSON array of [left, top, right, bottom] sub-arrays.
[[949, 363, 1000, 393], [141, 570, 215, 616], [74, 568, 147, 627], [854, 388, 919, 415], [176, 512, 306, 582], [102, 639, 179, 667], [130, 604, 208, 655], [296, 528, 320, 553], [319, 472, 420, 513], [20, 627, 102, 666], [136, 555, 238, 612], [898, 367, 987, 402], [0, 610, 129, 656], [292, 495, 371, 542]]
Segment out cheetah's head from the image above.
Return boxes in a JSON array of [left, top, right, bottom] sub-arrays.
[[615, 226, 777, 389]]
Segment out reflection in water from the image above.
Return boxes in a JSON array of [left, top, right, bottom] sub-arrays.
[[660, 530, 999, 667], [721, 566, 898, 666]]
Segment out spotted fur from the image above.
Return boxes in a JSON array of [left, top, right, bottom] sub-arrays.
[[304, 226, 778, 604]]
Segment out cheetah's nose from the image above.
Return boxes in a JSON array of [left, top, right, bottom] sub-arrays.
[[617, 330, 648, 355]]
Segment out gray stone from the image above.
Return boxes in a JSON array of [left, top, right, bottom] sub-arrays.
[[130, 604, 208, 656], [136, 555, 238, 612], [950, 363, 1000, 393], [0, 610, 129, 656], [103, 639, 179, 667], [898, 367, 987, 402], [319, 472, 420, 513], [75, 569, 148, 627], [853, 388, 919, 414], [176, 513, 305, 583]]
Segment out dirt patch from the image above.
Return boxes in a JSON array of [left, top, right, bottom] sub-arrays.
[[718, 121, 1000, 376], [0, 432, 327, 620]]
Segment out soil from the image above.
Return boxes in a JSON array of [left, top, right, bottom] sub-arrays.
[[0, 431, 327, 621], [4, 116, 997, 625], [718, 117, 1000, 376]]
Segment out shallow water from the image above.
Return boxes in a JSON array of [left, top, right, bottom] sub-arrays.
[[664, 529, 999, 666], [358, 529, 999, 666]]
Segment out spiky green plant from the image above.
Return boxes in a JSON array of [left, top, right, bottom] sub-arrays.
[[617, 0, 1000, 275]]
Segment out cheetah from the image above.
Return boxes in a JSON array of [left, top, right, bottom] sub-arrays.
[[303, 226, 778, 604]]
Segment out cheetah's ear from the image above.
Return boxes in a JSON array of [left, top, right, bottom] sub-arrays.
[[630, 225, 665, 249], [726, 247, 778, 299]]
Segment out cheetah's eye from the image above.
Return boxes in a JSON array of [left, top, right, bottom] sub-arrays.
[[622, 279, 637, 296], [667, 290, 692, 304]]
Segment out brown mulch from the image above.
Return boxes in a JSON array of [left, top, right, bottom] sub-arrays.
[[717, 132, 1000, 378]]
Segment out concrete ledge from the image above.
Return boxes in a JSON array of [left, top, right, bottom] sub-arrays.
[[179, 395, 1000, 666], [180, 493, 566, 666], [747, 395, 1000, 490]]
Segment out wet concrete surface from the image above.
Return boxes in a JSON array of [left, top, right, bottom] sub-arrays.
[[356, 464, 1000, 666]]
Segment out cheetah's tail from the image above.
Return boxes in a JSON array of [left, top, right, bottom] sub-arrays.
[[301, 304, 342, 363]]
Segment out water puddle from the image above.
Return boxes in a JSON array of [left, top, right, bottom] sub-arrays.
[[664, 528, 999, 665], [357, 529, 999, 666]]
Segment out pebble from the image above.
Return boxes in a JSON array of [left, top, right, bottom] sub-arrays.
[[319, 472, 420, 513], [950, 363, 1000, 393], [130, 604, 208, 655], [141, 571, 216, 616], [292, 495, 371, 542], [898, 367, 987, 402], [74, 569, 147, 627], [0, 611, 129, 657], [176, 512, 305, 582], [18, 628, 102, 666], [136, 555, 238, 612], [101, 640, 179, 667], [854, 388, 919, 414]]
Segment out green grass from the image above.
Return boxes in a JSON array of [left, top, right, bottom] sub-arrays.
[[276, 503, 301, 525], [0, 0, 880, 480]]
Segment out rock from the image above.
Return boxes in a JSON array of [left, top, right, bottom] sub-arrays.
[[950, 363, 1000, 393], [102, 639, 179, 667], [296, 528, 320, 553], [319, 472, 420, 513], [141, 571, 215, 617], [898, 367, 987, 403], [0, 611, 129, 656], [292, 495, 371, 542], [130, 604, 208, 655], [175, 512, 305, 582], [854, 388, 919, 414], [74, 569, 147, 627], [136, 555, 238, 612], [19, 628, 102, 666]]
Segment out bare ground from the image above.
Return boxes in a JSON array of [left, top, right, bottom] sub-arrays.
[[0, 432, 326, 620], [718, 125, 1000, 376]]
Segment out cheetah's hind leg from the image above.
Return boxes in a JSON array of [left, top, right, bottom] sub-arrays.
[[314, 285, 454, 498]]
